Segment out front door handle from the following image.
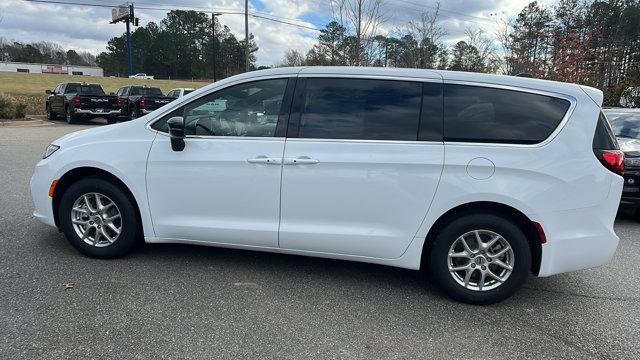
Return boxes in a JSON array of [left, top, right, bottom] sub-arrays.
[[284, 156, 319, 165], [247, 156, 281, 165]]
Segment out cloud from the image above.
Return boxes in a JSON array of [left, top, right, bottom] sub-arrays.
[[0, 0, 558, 66]]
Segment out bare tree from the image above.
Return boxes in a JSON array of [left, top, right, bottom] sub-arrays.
[[494, 18, 515, 74], [465, 27, 500, 73], [331, 0, 388, 66], [280, 49, 305, 67], [408, 2, 446, 44], [406, 2, 446, 68]]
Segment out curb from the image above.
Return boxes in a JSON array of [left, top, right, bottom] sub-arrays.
[[0, 118, 52, 127]]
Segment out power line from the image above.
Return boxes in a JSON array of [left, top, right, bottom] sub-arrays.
[[20, 0, 321, 31], [394, 0, 497, 24]]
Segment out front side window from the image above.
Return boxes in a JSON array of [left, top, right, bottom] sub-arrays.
[[444, 84, 571, 144], [297, 78, 422, 141], [183, 78, 288, 137]]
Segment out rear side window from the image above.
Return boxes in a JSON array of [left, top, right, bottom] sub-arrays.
[[444, 84, 571, 144], [65, 84, 104, 95], [593, 111, 619, 150], [130, 87, 163, 96], [297, 78, 422, 141]]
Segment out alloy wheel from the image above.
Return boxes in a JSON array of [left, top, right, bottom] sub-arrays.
[[447, 229, 514, 291], [70, 192, 122, 247]]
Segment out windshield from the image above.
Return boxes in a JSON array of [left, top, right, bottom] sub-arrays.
[[604, 110, 640, 139], [65, 84, 105, 95], [130, 87, 163, 96], [184, 89, 194, 95]]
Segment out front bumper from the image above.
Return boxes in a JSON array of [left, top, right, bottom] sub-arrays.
[[75, 109, 121, 116], [30, 160, 57, 228]]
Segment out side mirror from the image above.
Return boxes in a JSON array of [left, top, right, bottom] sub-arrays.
[[45, 89, 52, 94], [167, 116, 185, 152]]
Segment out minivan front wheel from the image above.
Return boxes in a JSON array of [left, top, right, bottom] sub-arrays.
[[59, 177, 139, 258], [429, 214, 531, 305]]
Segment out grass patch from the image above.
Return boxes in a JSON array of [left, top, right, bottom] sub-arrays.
[[0, 72, 209, 97]]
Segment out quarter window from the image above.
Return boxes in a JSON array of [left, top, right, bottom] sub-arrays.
[[297, 78, 423, 141], [443, 84, 571, 144]]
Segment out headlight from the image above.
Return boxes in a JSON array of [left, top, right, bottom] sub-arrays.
[[42, 144, 60, 159]]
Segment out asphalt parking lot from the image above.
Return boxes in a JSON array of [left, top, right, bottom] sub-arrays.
[[1, 120, 639, 359]]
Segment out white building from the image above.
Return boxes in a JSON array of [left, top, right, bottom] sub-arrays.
[[0, 61, 104, 77]]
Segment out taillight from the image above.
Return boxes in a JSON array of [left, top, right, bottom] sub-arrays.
[[139, 97, 145, 107], [595, 149, 624, 176], [73, 95, 80, 106], [116, 96, 122, 106]]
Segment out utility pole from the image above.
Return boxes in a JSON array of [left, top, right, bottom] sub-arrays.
[[244, 0, 249, 72], [126, 4, 133, 76], [212, 13, 222, 82], [110, 3, 137, 77]]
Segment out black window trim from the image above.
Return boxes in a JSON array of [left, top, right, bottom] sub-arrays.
[[288, 76, 443, 143], [147, 76, 296, 138], [442, 80, 577, 147]]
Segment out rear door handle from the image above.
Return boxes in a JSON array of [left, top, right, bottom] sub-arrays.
[[284, 156, 319, 165], [247, 156, 281, 165]]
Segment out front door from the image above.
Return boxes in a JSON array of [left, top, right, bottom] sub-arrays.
[[146, 78, 292, 247], [279, 77, 444, 259]]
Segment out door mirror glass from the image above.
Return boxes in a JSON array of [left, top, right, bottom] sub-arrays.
[[167, 116, 185, 151]]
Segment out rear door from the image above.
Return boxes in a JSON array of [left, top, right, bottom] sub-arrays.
[[278, 76, 444, 259]]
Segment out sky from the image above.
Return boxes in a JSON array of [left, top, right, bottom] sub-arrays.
[[0, 0, 553, 66]]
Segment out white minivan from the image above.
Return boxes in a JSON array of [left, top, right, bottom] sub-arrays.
[[31, 67, 624, 304]]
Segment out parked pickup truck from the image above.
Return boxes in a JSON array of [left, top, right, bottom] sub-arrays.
[[129, 73, 154, 80], [46, 83, 121, 124], [115, 85, 175, 119]]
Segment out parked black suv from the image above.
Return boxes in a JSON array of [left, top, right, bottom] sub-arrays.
[[46, 83, 120, 124], [603, 108, 640, 213], [115, 85, 174, 120]]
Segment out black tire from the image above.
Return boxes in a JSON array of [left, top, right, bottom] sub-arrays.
[[65, 106, 77, 124], [106, 117, 117, 125], [428, 213, 531, 305], [58, 177, 140, 259], [46, 104, 57, 120]]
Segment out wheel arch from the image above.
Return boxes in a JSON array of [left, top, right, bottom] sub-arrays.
[[420, 201, 542, 275], [52, 167, 143, 236]]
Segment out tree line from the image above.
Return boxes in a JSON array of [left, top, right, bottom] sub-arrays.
[[282, 0, 640, 105], [96, 10, 258, 79], [0, 38, 97, 67]]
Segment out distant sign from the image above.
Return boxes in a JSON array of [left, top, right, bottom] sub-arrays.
[[111, 3, 131, 23], [41, 65, 68, 74]]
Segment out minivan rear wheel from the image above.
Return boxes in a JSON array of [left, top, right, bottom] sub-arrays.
[[428, 213, 531, 305], [58, 177, 139, 258]]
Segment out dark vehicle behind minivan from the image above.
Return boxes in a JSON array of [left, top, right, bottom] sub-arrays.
[[603, 108, 640, 215], [116, 85, 175, 120], [46, 83, 120, 124]]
